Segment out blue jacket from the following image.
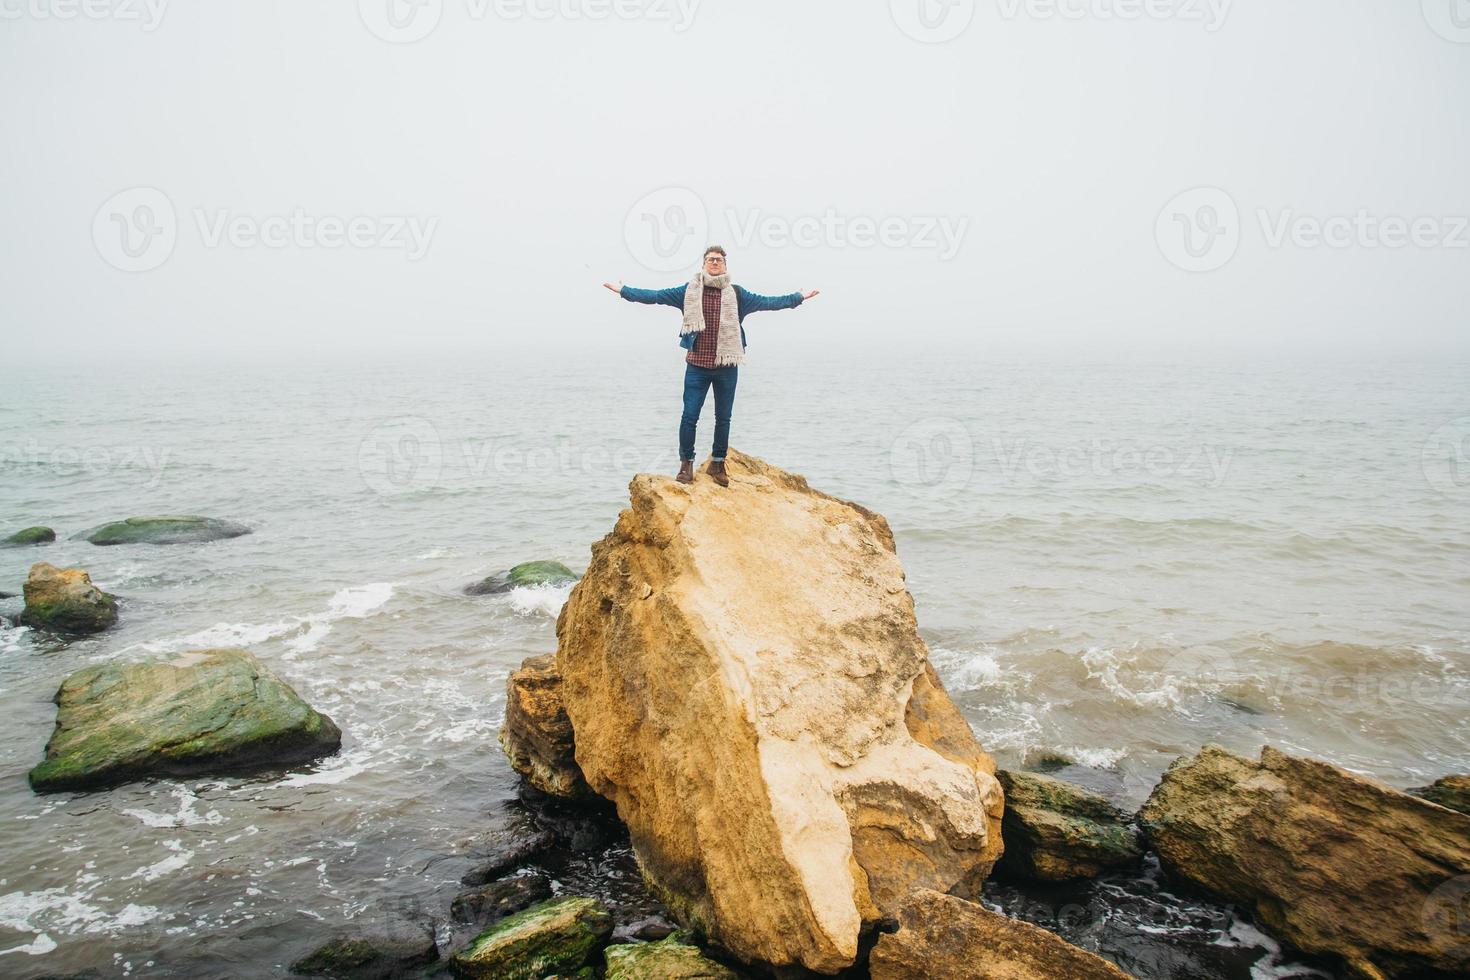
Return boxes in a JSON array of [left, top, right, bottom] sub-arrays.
[[619, 283, 804, 353]]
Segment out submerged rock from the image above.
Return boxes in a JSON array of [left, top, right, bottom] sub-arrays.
[[1410, 774, 1470, 816], [869, 888, 1133, 979], [465, 560, 579, 596], [29, 648, 341, 792], [451, 873, 553, 924], [290, 925, 438, 978], [603, 934, 747, 979], [79, 515, 251, 546], [996, 769, 1143, 881], [448, 896, 612, 979], [459, 829, 557, 886], [4, 525, 55, 547], [554, 449, 1004, 973], [19, 562, 118, 634], [499, 653, 592, 799], [1139, 744, 1470, 980]]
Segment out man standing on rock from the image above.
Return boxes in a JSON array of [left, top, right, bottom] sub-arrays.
[[604, 246, 818, 486]]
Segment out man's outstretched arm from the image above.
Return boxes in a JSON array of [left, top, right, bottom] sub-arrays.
[[735, 285, 820, 315], [602, 281, 687, 308]]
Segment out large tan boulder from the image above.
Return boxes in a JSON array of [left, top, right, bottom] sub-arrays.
[[553, 450, 1004, 974], [868, 889, 1133, 979], [499, 653, 592, 799], [1139, 744, 1470, 980]]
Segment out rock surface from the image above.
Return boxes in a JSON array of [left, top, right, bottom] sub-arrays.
[[466, 560, 578, 595], [603, 935, 747, 979], [1139, 744, 1470, 980], [19, 562, 118, 634], [868, 888, 1133, 979], [459, 830, 557, 886], [1410, 774, 1470, 816], [448, 896, 612, 979], [451, 873, 553, 924], [554, 449, 1004, 973], [4, 525, 55, 547], [79, 515, 251, 546], [290, 925, 438, 978], [996, 769, 1143, 881], [29, 648, 341, 792], [499, 653, 593, 799]]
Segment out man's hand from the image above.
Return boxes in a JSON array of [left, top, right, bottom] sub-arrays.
[[602, 281, 624, 293], [801, 289, 820, 300]]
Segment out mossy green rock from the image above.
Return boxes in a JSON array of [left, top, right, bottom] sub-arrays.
[[4, 526, 55, 547], [466, 561, 578, 596], [997, 769, 1143, 881], [290, 927, 438, 978], [29, 648, 341, 792], [80, 515, 251, 546], [1410, 774, 1470, 816], [604, 935, 748, 979], [19, 562, 118, 635], [448, 896, 611, 979]]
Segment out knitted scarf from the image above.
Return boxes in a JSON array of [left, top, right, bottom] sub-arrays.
[[681, 270, 743, 367]]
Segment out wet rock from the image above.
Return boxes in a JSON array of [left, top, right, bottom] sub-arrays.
[[18, 562, 118, 634], [460, 830, 557, 886], [290, 925, 438, 978], [603, 934, 748, 979], [555, 449, 1004, 973], [868, 888, 1133, 979], [3, 525, 55, 547], [448, 896, 612, 979], [1139, 744, 1470, 979], [79, 515, 251, 546], [499, 653, 592, 799], [996, 769, 1143, 881], [29, 648, 341, 792], [1409, 774, 1470, 816], [615, 915, 680, 943], [465, 560, 578, 595], [451, 873, 553, 924]]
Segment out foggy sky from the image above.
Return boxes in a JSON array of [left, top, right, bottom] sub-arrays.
[[2, 0, 1467, 362]]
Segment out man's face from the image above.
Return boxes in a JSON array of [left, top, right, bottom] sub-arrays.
[[704, 253, 727, 275]]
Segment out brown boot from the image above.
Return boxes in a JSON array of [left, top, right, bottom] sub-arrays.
[[707, 459, 729, 487], [676, 459, 694, 484]]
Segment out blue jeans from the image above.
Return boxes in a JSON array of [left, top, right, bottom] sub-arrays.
[[680, 363, 738, 462]]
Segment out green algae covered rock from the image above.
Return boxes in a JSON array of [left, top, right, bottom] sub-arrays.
[[80, 515, 251, 546], [604, 935, 749, 979], [29, 648, 341, 792], [4, 526, 55, 547], [465, 560, 578, 596], [448, 896, 611, 979], [19, 562, 118, 635], [1409, 774, 1470, 816], [290, 926, 438, 978], [996, 769, 1143, 881]]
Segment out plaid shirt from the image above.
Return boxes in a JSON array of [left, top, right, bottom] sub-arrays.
[[685, 286, 726, 368]]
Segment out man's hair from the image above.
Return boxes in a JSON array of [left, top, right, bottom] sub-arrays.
[[703, 245, 727, 261]]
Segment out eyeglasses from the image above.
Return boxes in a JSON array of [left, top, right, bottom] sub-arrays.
[[705, 256, 726, 263]]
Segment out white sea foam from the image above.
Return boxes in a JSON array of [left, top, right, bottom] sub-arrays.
[[508, 582, 573, 619], [122, 788, 224, 829], [125, 840, 193, 883], [0, 887, 167, 944], [1058, 745, 1129, 769]]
